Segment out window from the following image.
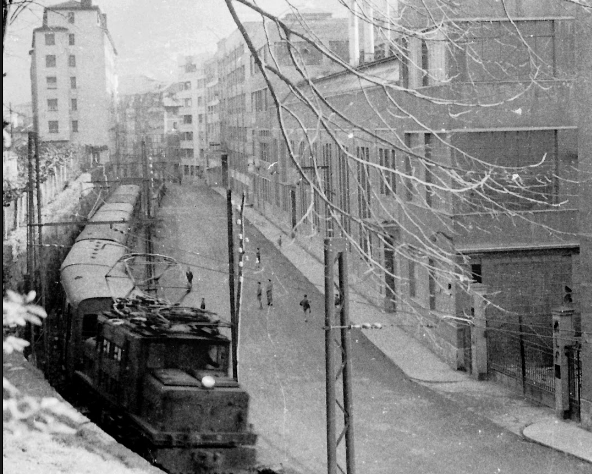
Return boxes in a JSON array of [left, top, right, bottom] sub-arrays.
[[408, 259, 417, 298], [452, 20, 564, 82], [471, 263, 483, 284], [404, 134, 414, 201], [67, 12, 75, 23], [69, 34, 75, 45], [428, 258, 436, 310], [46, 55, 56, 67], [46, 76, 57, 89], [379, 148, 396, 195], [198, 114, 203, 124], [47, 99, 58, 111], [71, 98, 77, 111], [72, 120, 79, 132], [356, 146, 371, 219], [48, 121, 59, 134], [82, 314, 97, 339], [68, 55, 76, 67], [70, 77, 77, 89], [184, 98, 192, 107], [183, 115, 192, 124], [421, 40, 429, 87], [45, 34, 55, 46], [184, 165, 189, 175], [454, 130, 556, 210], [183, 131, 193, 141], [197, 96, 203, 106], [183, 81, 191, 90]]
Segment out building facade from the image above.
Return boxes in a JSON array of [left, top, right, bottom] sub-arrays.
[[113, 75, 181, 183], [214, 1, 589, 427], [30, 0, 117, 165], [199, 11, 350, 196]]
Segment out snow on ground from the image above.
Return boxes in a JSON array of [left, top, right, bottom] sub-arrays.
[[3, 345, 165, 474]]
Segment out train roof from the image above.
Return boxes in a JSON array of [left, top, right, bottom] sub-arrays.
[[61, 240, 136, 307], [75, 204, 134, 244], [107, 185, 141, 205], [110, 185, 141, 198]]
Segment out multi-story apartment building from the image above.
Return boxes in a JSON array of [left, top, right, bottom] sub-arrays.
[[30, 0, 117, 165], [201, 11, 350, 196], [175, 55, 209, 183], [222, 1, 589, 427]]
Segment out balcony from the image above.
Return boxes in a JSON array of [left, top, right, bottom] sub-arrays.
[[452, 208, 579, 253]]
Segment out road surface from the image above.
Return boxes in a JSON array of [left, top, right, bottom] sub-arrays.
[[151, 183, 589, 474]]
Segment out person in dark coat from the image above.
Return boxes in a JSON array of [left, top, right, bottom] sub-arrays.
[[256, 282, 263, 309], [200, 297, 206, 310], [186, 267, 194, 291], [256, 248, 261, 269], [299, 294, 311, 322], [266, 279, 273, 306]]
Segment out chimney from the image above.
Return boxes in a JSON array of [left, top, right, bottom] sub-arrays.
[[81, 0, 92, 7]]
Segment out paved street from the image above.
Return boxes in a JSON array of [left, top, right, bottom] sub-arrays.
[[152, 183, 589, 474]]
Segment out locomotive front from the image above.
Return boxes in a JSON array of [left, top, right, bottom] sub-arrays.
[[79, 300, 257, 474]]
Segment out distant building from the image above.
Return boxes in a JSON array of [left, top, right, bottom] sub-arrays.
[[29, 0, 117, 166], [114, 75, 181, 183], [175, 54, 209, 182], [200, 11, 350, 195]]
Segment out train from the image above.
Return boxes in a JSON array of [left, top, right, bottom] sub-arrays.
[[60, 185, 258, 473]]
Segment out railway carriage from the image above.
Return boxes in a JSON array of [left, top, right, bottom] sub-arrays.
[[61, 185, 141, 377]]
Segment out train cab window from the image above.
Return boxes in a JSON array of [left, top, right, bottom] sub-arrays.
[[102, 339, 111, 356], [82, 314, 98, 339], [113, 345, 122, 362]]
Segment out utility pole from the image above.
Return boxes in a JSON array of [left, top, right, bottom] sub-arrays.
[[233, 192, 246, 383], [142, 140, 154, 289], [227, 189, 238, 381], [26, 132, 36, 365], [34, 132, 48, 373], [324, 237, 355, 474]]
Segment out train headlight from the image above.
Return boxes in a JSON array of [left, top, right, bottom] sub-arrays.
[[201, 375, 216, 389]]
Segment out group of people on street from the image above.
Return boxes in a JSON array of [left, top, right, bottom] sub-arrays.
[[256, 280, 274, 309], [254, 247, 312, 322]]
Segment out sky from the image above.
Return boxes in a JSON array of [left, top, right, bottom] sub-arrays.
[[3, 0, 344, 107]]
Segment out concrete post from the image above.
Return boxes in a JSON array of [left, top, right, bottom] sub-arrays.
[[471, 283, 488, 380], [552, 305, 575, 419]]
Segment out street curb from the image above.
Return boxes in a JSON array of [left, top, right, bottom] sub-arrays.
[[522, 422, 592, 464]]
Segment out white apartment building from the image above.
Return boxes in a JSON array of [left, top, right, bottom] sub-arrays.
[[176, 55, 208, 182], [30, 0, 117, 165]]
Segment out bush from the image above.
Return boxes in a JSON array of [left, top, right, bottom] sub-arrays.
[[3, 290, 83, 435]]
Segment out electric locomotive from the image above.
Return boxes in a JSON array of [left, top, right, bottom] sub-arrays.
[[77, 297, 257, 474]]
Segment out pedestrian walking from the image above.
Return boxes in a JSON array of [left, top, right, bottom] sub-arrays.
[[200, 297, 206, 310], [256, 282, 263, 309], [334, 292, 342, 308], [299, 294, 311, 322], [277, 235, 282, 248], [266, 279, 273, 306], [186, 267, 194, 291], [256, 248, 261, 269]]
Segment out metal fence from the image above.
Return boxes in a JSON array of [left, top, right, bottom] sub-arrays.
[[487, 328, 555, 395]]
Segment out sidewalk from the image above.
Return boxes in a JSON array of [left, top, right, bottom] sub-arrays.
[[221, 189, 592, 465]]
